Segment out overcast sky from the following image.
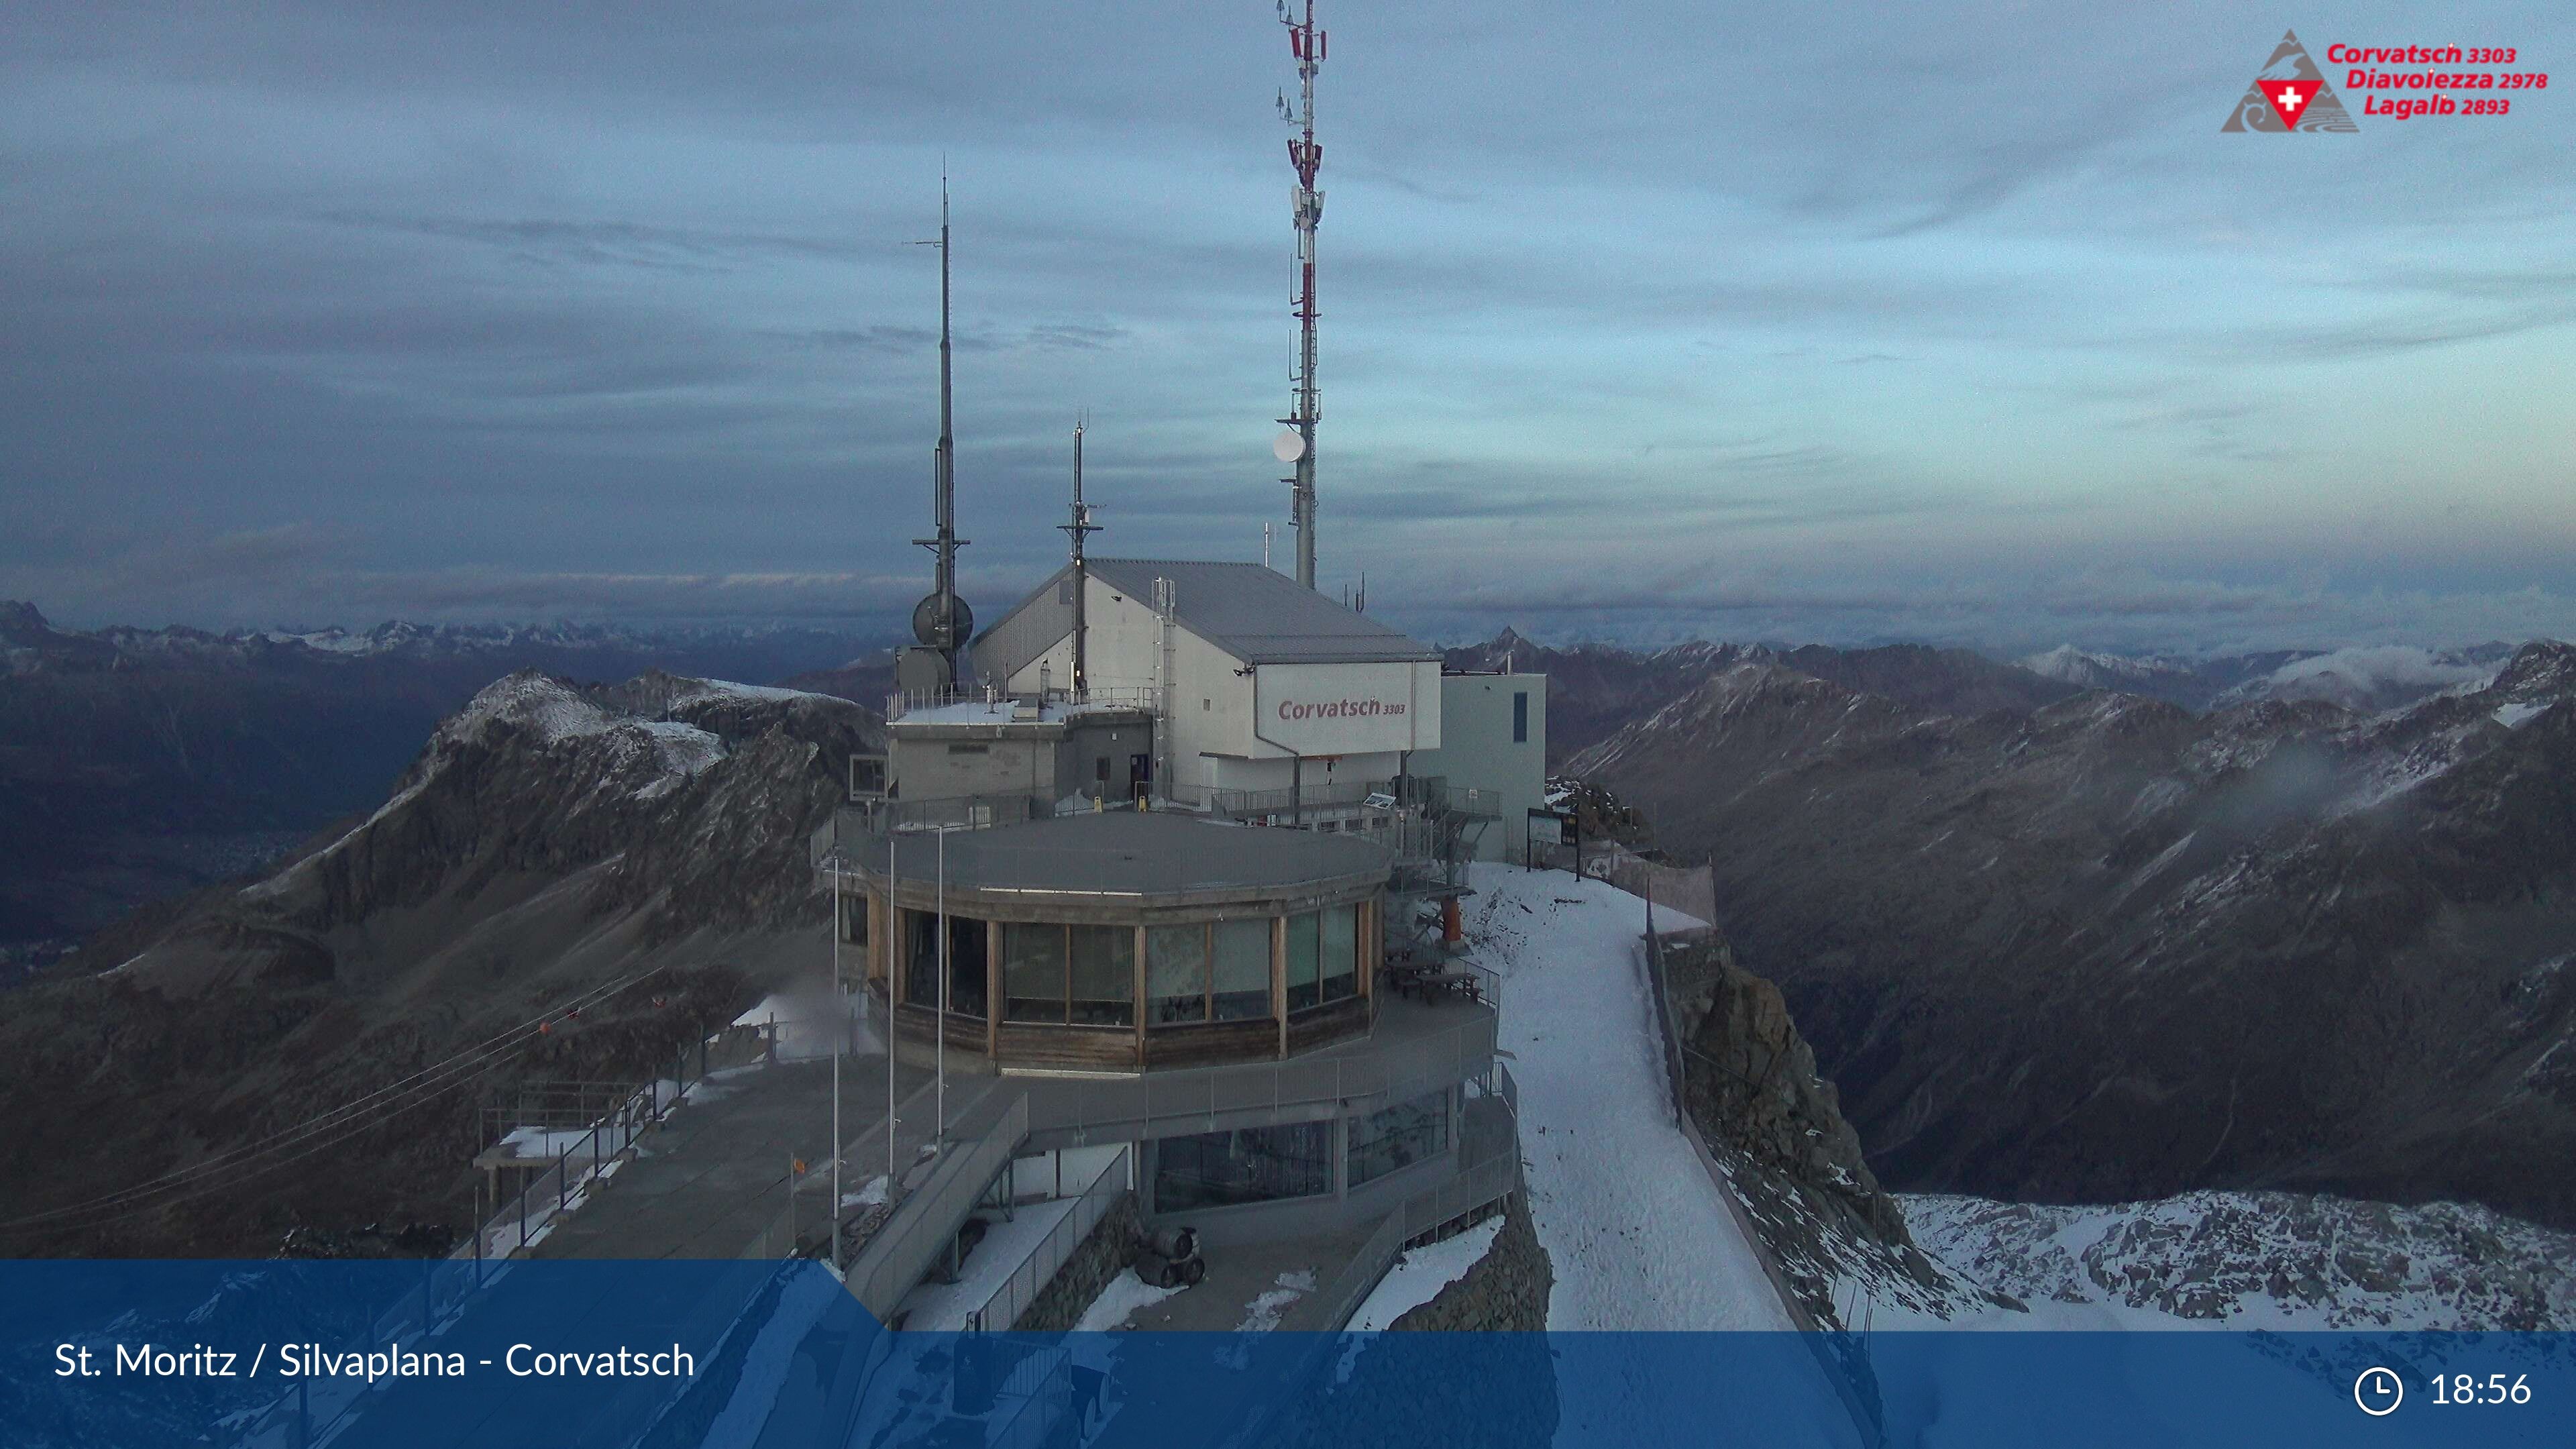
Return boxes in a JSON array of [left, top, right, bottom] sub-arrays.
[[5, 1, 2572, 654]]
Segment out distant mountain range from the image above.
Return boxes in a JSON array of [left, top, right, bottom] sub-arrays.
[[0, 601, 893, 945], [1442, 629, 2530, 766], [2019, 641, 2519, 713], [1568, 637, 2576, 1230]]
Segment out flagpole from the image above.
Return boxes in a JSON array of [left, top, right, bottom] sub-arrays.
[[936, 826, 947, 1149], [830, 862, 842, 1261], [888, 833, 898, 1189]]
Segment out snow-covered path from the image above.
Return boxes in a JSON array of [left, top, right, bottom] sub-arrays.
[[1464, 863, 1795, 1333]]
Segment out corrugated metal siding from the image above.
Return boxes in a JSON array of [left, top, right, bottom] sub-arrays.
[[974, 563, 1076, 686], [976, 556, 1440, 680], [1083, 558, 1438, 665]]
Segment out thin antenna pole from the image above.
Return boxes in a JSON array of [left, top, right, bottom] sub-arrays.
[[1279, 0, 1326, 590], [910, 172, 971, 682], [1059, 415, 1099, 695]]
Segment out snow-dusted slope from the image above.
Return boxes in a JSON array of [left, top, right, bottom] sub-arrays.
[[1462, 864, 1793, 1332], [1896, 1191, 2576, 1331]]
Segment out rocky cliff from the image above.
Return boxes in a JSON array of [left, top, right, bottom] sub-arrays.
[[0, 670, 880, 1256]]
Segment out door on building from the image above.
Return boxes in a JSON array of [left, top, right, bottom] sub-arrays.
[[1128, 753, 1151, 802]]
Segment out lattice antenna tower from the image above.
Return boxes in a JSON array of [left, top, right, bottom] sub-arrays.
[[1274, 0, 1326, 590]]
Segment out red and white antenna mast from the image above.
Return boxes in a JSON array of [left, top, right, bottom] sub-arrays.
[[1275, 0, 1326, 590]]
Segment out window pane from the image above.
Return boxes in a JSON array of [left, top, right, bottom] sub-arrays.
[[1348, 1090, 1452, 1188], [1146, 925, 1210, 1025], [1004, 922, 1067, 1024], [1285, 911, 1320, 1012], [1320, 904, 1358, 1002], [1212, 918, 1271, 1022], [1069, 925, 1135, 1026], [905, 910, 939, 1008], [1153, 1122, 1332, 1211], [947, 916, 988, 1020]]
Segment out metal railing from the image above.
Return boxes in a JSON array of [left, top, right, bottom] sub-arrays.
[[1204, 778, 1387, 820], [985, 1342, 1075, 1449], [1642, 904, 1887, 1448], [460, 1019, 779, 1263], [961, 1144, 1134, 1332], [845, 1091, 1032, 1321], [1022, 1010, 1497, 1144], [218, 1253, 493, 1448], [1287, 1060, 1523, 1334], [221, 1018, 786, 1446], [478, 1080, 645, 1143], [884, 685, 1158, 721]]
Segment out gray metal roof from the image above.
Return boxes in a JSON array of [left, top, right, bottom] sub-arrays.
[[975, 558, 1437, 684], [869, 810, 1392, 898]]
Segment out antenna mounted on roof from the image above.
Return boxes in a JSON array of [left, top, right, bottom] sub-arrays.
[[1059, 415, 1102, 694], [901, 170, 973, 694], [1275, 0, 1328, 592]]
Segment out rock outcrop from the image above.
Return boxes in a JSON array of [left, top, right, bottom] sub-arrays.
[[0, 671, 881, 1256]]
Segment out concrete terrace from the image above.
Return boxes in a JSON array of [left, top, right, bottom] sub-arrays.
[[528, 1055, 950, 1260], [521, 990, 1496, 1267]]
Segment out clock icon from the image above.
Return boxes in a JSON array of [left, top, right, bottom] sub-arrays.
[[2355, 1366, 2404, 1417]]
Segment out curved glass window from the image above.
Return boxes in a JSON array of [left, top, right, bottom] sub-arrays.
[[1148, 924, 1211, 1024], [1069, 925, 1136, 1026], [1002, 922, 1134, 1026], [1285, 911, 1321, 1012], [1004, 922, 1067, 1023], [1212, 918, 1272, 1021], [1320, 904, 1358, 1003]]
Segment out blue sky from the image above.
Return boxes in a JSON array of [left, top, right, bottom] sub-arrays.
[[4, 2, 2571, 653]]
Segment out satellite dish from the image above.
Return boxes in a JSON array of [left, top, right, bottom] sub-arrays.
[[910, 592, 974, 651], [1273, 429, 1306, 463]]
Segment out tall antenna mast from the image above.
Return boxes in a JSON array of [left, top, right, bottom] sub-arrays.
[[1275, 0, 1326, 591], [906, 173, 973, 688], [1058, 415, 1100, 695]]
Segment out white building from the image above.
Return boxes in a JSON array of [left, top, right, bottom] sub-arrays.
[[972, 559, 1444, 808], [1407, 670, 1548, 861]]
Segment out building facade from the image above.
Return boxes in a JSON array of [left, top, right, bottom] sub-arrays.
[[1407, 671, 1548, 861], [971, 559, 1443, 808]]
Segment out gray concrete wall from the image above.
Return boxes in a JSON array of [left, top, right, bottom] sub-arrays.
[[890, 733, 1055, 802], [1053, 716, 1154, 803]]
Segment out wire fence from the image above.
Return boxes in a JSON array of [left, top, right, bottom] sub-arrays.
[[961, 1144, 1134, 1332]]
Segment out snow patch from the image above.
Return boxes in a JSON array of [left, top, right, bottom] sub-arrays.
[[1464, 864, 1787, 1332], [1234, 1270, 1317, 1334], [1348, 1214, 1502, 1333], [1074, 1271, 1185, 1332]]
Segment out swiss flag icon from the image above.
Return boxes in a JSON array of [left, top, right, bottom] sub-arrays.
[[2263, 79, 2322, 129]]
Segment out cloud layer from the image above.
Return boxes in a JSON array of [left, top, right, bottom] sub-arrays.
[[3, 2, 2572, 653]]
